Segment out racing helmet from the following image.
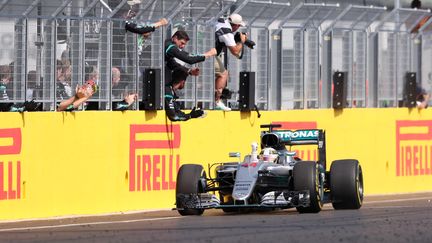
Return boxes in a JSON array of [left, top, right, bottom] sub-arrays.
[[259, 147, 278, 163]]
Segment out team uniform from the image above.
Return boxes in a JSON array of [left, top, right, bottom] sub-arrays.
[[125, 21, 157, 34], [164, 39, 204, 121], [164, 84, 192, 121], [164, 39, 206, 82]]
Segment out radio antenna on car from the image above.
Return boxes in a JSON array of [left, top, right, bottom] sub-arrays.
[[260, 124, 282, 132]]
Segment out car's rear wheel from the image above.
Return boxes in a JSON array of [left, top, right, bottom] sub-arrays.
[[330, 159, 364, 209], [294, 161, 323, 213], [176, 164, 206, 216]]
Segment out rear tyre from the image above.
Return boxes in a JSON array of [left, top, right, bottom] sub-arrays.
[[176, 164, 206, 216], [294, 161, 323, 213], [330, 159, 364, 209]]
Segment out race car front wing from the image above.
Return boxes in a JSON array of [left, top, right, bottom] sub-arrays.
[[175, 190, 310, 210]]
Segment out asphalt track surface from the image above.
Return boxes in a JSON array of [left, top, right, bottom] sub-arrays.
[[0, 192, 431, 243]]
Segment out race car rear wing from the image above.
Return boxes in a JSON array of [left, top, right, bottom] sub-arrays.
[[260, 124, 327, 168]]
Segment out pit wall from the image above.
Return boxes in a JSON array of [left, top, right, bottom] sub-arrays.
[[0, 108, 432, 220]]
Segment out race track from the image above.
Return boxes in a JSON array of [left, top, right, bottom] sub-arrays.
[[0, 192, 431, 243]]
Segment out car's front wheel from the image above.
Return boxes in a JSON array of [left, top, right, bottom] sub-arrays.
[[293, 161, 323, 213], [176, 164, 206, 216]]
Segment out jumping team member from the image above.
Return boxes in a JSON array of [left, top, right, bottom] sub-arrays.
[[165, 30, 216, 82]]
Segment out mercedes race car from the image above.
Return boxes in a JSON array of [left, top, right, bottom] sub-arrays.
[[175, 124, 364, 215]]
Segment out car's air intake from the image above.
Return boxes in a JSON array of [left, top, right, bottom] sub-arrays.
[[261, 133, 280, 147]]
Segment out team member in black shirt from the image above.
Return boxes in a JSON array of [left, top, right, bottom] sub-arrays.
[[165, 30, 216, 82]]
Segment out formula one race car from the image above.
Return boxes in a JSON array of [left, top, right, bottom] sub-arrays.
[[175, 124, 364, 215]]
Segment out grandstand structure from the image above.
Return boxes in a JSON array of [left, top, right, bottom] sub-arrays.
[[0, 0, 431, 110]]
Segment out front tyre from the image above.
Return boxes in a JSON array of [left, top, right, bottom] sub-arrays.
[[294, 161, 323, 213], [330, 159, 364, 209], [176, 164, 206, 216]]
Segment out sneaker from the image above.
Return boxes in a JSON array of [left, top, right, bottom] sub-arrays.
[[198, 110, 208, 118], [215, 101, 231, 111]]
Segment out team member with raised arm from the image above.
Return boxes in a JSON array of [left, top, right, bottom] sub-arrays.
[[125, 17, 168, 35], [165, 30, 216, 82]]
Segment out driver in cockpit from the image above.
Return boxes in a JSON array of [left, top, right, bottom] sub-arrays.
[[259, 147, 279, 163]]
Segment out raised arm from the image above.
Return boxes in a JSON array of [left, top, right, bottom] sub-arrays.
[[57, 85, 94, 111], [125, 18, 168, 34], [165, 44, 206, 65]]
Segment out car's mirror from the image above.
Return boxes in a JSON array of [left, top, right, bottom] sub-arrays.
[[229, 152, 241, 158]]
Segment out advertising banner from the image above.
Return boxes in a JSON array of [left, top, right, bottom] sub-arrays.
[[0, 109, 432, 220]]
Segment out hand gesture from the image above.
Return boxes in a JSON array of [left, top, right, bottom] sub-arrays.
[[204, 48, 217, 57], [124, 93, 138, 105], [156, 18, 169, 28], [240, 32, 247, 43], [189, 67, 200, 76], [75, 84, 95, 99], [75, 85, 86, 98]]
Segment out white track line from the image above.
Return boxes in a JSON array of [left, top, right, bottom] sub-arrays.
[[0, 216, 183, 232], [0, 196, 431, 232], [363, 196, 432, 204], [321, 196, 432, 209]]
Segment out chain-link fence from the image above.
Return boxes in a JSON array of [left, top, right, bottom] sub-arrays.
[[0, 0, 431, 111]]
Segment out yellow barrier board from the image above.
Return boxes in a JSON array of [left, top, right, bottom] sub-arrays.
[[0, 108, 432, 220]]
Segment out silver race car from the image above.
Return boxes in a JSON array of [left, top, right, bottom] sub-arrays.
[[175, 124, 364, 215]]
